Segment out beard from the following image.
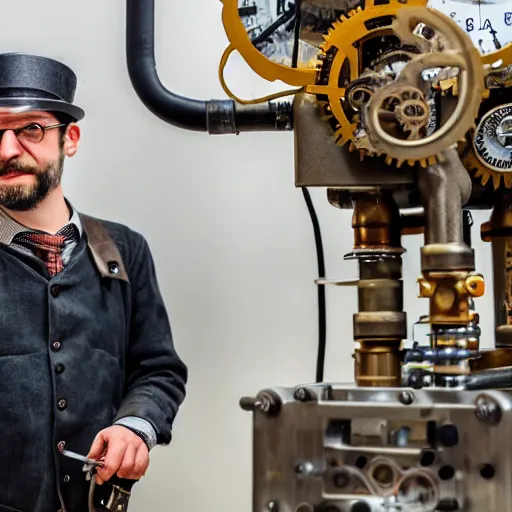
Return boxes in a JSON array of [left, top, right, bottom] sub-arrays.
[[0, 153, 64, 211]]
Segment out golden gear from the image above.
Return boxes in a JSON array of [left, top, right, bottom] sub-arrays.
[[303, 0, 428, 150], [360, 7, 486, 166], [462, 143, 512, 190], [460, 103, 512, 190], [220, 0, 317, 87]]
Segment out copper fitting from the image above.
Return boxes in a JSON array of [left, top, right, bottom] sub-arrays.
[[352, 193, 402, 250]]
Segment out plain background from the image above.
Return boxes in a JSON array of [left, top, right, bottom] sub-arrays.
[[0, 0, 496, 510]]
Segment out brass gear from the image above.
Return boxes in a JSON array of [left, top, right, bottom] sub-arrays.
[[462, 143, 512, 190], [461, 103, 512, 190], [304, 0, 428, 149], [363, 7, 486, 167]]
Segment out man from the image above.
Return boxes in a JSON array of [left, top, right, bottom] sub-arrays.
[[0, 53, 188, 511]]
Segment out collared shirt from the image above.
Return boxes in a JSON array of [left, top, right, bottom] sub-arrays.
[[0, 199, 82, 263]]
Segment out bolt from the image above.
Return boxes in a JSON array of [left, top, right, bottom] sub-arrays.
[[475, 396, 502, 425], [497, 115, 512, 148], [294, 387, 312, 402], [295, 462, 315, 475], [332, 469, 350, 488], [239, 396, 258, 412], [399, 390, 414, 405], [240, 392, 281, 415]]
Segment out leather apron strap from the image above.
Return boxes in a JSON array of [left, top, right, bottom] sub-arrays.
[[80, 214, 129, 283]]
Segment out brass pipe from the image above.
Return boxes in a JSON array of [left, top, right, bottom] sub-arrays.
[[349, 192, 406, 387], [481, 194, 512, 347]]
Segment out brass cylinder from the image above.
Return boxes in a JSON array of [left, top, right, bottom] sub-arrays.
[[352, 192, 402, 250], [355, 340, 401, 387], [350, 193, 405, 387], [481, 194, 512, 347]]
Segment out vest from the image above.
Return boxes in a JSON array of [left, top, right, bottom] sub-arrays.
[[0, 215, 131, 512]]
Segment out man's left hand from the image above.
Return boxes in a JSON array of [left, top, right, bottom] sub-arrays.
[[87, 425, 149, 484]]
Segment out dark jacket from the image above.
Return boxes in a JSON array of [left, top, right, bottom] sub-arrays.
[[0, 214, 187, 512]]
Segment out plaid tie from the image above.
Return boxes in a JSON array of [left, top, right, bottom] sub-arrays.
[[14, 225, 77, 277]]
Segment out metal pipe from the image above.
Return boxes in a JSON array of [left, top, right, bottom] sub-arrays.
[[417, 148, 472, 245], [126, 0, 292, 133]]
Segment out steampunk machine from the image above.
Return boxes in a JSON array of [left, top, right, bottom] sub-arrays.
[[125, 0, 512, 510]]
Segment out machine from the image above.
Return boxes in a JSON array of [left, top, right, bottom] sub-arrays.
[[125, 0, 512, 510]]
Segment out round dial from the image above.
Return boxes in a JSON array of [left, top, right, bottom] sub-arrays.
[[427, 0, 512, 54]]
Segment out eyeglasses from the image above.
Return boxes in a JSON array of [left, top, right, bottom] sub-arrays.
[[0, 122, 66, 144]]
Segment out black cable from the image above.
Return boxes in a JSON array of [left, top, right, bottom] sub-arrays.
[[251, 8, 296, 46], [301, 188, 327, 383]]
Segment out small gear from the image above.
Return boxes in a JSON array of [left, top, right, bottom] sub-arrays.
[[304, 0, 428, 148], [370, 50, 419, 74], [462, 103, 512, 190]]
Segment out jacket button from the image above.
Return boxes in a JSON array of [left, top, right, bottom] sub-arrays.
[[57, 440, 65, 452], [55, 363, 65, 374], [57, 398, 67, 410], [50, 284, 60, 297], [51, 341, 61, 351], [63, 475, 70, 483]]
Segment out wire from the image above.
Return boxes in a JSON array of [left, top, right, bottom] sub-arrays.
[[291, 1, 326, 382], [301, 188, 327, 383]]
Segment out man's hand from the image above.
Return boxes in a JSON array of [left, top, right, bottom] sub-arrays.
[[87, 425, 149, 484]]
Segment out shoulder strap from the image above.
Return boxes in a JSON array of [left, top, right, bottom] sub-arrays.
[[80, 214, 129, 283]]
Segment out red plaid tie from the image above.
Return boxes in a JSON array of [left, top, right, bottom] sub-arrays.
[[14, 232, 68, 277]]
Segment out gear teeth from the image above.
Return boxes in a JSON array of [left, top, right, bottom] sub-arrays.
[[478, 170, 491, 186], [461, 133, 512, 191], [492, 173, 502, 190], [314, 0, 433, 167], [427, 155, 438, 166]]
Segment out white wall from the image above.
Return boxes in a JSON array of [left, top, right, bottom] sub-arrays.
[[0, 1, 495, 511]]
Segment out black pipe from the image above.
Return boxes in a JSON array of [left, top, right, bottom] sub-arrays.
[[465, 367, 512, 390], [126, 0, 293, 133]]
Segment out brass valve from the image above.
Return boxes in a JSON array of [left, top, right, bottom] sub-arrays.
[[459, 274, 485, 298], [418, 272, 485, 325]]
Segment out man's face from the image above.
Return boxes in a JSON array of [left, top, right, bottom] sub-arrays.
[[0, 110, 79, 211]]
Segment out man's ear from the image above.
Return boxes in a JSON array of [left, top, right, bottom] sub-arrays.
[[63, 124, 81, 157]]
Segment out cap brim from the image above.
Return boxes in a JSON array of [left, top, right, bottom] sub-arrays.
[[0, 97, 84, 121]]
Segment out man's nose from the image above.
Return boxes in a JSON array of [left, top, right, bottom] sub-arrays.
[[0, 130, 23, 161]]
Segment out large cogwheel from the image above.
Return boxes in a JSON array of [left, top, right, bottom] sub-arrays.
[[304, 0, 428, 149]]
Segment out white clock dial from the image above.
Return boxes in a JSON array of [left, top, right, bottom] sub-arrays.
[[427, 0, 512, 54]]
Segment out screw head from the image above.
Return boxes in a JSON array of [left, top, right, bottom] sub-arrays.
[[399, 390, 414, 405], [294, 387, 312, 402], [475, 395, 502, 425]]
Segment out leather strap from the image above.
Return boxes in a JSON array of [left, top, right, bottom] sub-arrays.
[[80, 214, 129, 283]]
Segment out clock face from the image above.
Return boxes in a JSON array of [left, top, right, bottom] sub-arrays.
[[427, 0, 512, 55]]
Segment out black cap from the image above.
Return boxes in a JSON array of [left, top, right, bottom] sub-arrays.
[[0, 53, 84, 121]]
